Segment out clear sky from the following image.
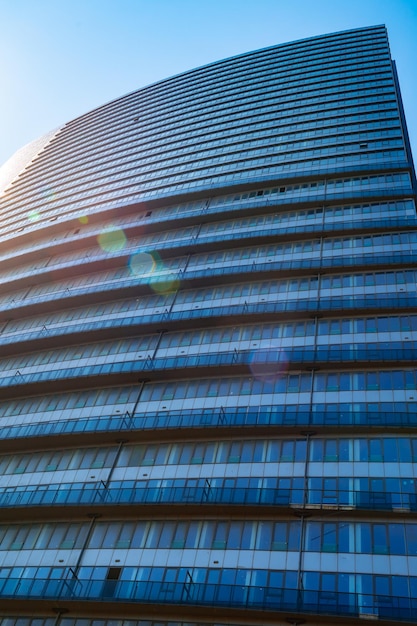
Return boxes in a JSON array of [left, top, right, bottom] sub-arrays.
[[1, 0, 416, 167]]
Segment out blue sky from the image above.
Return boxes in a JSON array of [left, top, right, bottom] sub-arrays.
[[1, 0, 416, 167]]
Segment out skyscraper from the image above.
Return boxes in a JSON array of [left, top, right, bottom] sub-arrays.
[[0, 24, 416, 626]]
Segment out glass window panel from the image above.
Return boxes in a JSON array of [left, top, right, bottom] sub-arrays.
[[389, 524, 406, 555], [257, 523, 272, 550], [184, 522, 200, 549], [306, 522, 321, 551], [406, 525, 417, 556], [359, 523, 372, 553]]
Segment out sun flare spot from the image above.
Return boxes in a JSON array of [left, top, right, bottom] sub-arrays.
[[28, 210, 40, 222], [249, 345, 289, 383], [129, 252, 156, 276], [98, 227, 127, 253]]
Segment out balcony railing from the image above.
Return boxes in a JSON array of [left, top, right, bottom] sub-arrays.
[[0, 480, 415, 512], [0, 343, 416, 389], [1, 405, 416, 443], [0, 576, 415, 622]]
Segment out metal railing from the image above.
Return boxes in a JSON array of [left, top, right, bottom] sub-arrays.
[[0, 577, 415, 621]]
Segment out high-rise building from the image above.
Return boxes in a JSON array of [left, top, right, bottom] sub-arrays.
[[0, 24, 416, 626]]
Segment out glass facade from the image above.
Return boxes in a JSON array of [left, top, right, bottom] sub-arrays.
[[0, 24, 416, 625]]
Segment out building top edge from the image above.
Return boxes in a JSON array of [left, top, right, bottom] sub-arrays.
[[63, 24, 387, 130], [0, 127, 61, 196], [2, 24, 388, 169]]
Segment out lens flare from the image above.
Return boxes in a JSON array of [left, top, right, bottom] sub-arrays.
[[98, 227, 127, 253], [249, 345, 289, 383], [129, 252, 156, 276], [28, 210, 40, 222], [151, 276, 181, 294], [129, 251, 181, 294]]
